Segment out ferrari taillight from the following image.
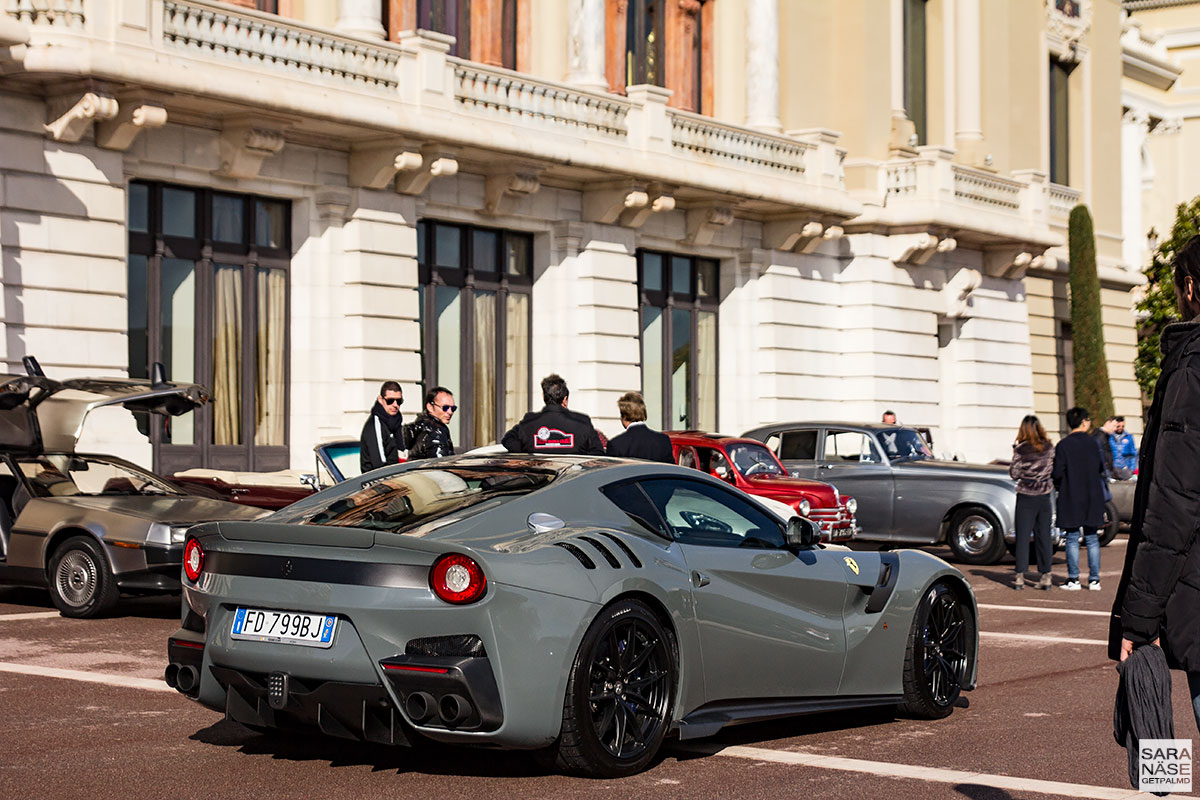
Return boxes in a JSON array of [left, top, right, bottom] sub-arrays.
[[183, 538, 205, 582], [429, 553, 487, 605]]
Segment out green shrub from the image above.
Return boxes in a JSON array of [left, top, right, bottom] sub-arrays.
[[1135, 196, 1200, 400], [1068, 204, 1115, 422]]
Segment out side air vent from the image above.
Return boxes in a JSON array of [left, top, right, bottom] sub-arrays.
[[554, 541, 596, 569], [579, 536, 621, 568], [596, 531, 642, 568]]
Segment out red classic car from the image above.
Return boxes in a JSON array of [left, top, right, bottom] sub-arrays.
[[667, 432, 858, 543]]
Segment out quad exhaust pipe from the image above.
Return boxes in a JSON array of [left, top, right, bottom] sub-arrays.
[[404, 691, 473, 727]]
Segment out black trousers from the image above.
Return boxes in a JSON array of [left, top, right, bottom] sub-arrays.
[[1014, 492, 1053, 574]]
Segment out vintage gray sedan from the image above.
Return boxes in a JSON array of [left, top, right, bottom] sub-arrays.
[[0, 372, 266, 617], [742, 422, 1018, 564], [166, 454, 977, 777]]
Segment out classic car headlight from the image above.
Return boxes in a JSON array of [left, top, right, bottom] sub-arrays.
[[844, 498, 858, 515], [170, 525, 191, 544], [796, 499, 811, 517]]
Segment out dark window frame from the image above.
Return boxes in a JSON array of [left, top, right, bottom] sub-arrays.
[[417, 219, 533, 449], [625, 0, 665, 87], [1050, 57, 1073, 186], [127, 180, 291, 473], [902, 0, 927, 146], [417, 0, 471, 58], [636, 249, 719, 432]]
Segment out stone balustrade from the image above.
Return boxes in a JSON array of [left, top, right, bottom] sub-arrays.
[[162, 0, 402, 90], [669, 109, 809, 174], [6, 0, 83, 28], [1048, 183, 1081, 221], [454, 61, 628, 139], [952, 166, 1022, 210]]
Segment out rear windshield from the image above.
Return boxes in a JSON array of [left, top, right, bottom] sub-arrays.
[[295, 466, 554, 533]]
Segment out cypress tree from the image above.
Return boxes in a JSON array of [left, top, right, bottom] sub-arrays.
[[1067, 204, 1115, 422], [1135, 196, 1200, 401]]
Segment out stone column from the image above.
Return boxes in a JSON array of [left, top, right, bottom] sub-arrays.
[[744, 0, 781, 132], [567, 0, 607, 91], [1122, 108, 1150, 270], [954, 0, 985, 163], [336, 0, 386, 40]]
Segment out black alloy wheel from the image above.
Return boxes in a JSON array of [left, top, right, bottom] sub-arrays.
[[900, 581, 974, 719], [551, 599, 676, 777]]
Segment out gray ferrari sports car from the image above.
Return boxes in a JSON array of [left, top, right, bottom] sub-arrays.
[[167, 454, 978, 777]]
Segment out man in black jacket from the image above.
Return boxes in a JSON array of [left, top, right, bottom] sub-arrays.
[[605, 391, 674, 463], [502, 374, 604, 456], [360, 380, 404, 473], [404, 386, 456, 460], [1054, 406, 1107, 591], [1113, 235, 1200, 731]]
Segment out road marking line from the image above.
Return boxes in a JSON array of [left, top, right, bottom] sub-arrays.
[[982, 631, 1107, 646], [0, 661, 174, 693], [979, 603, 1110, 617], [0, 611, 63, 621], [694, 744, 1174, 799]]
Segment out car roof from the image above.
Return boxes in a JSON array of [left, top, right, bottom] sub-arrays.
[[665, 431, 759, 446], [745, 422, 908, 433]]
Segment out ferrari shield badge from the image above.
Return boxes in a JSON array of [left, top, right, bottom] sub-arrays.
[[843, 556, 860, 576]]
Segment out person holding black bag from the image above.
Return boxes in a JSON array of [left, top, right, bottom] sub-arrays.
[[1112, 235, 1200, 732]]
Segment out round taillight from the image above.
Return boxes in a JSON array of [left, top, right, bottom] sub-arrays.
[[183, 538, 205, 582], [430, 553, 486, 605]]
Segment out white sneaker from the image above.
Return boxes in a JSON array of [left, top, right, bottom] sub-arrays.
[[1061, 580, 1081, 591], [1089, 581, 1102, 591]]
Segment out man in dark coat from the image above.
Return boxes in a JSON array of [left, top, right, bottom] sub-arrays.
[[1112, 234, 1200, 732], [501, 374, 605, 456], [605, 391, 674, 463], [404, 386, 456, 461], [360, 380, 404, 473], [1054, 406, 1107, 591]]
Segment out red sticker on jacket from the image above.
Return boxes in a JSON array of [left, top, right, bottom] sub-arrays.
[[534, 426, 575, 449]]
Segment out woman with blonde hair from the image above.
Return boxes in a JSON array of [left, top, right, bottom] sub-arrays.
[[1010, 414, 1055, 589]]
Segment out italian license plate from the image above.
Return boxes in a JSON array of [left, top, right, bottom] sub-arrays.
[[230, 607, 337, 648]]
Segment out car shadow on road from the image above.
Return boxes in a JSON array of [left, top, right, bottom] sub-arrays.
[[189, 719, 560, 778], [668, 705, 899, 761], [953, 786, 1016, 799], [0, 586, 180, 619]]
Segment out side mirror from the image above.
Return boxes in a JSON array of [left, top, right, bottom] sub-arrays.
[[713, 465, 733, 483], [785, 516, 820, 549], [299, 473, 319, 492]]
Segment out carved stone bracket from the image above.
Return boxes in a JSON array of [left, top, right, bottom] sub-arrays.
[[685, 206, 735, 246], [95, 97, 168, 151], [217, 118, 288, 179], [762, 218, 844, 253], [45, 92, 118, 143], [581, 181, 674, 227], [894, 232, 957, 266], [983, 247, 1044, 280], [941, 268, 983, 319], [315, 189, 352, 224], [349, 141, 423, 189], [396, 146, 458, 195], [583, 182, 650, 225], [484, 169, 541, 216], [621, 186, 674, 228]]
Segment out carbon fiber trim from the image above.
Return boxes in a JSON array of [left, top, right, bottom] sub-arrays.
[[204, 551, 428, 588]]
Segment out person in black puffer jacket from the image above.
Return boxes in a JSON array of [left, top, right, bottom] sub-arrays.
[[403, 386, 457, 461], [1009, 415, 1055, 590], [1111, 234, 1200, 733]]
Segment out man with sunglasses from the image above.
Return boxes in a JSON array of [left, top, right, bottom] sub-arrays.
[[404, 386, 457, 461], [360, 381, 405, 473]]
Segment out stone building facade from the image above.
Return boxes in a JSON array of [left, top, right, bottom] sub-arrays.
[[0, 0, 1144, 472]]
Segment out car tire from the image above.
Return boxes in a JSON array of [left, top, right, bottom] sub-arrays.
[[899, 581, 975, 720], [550, 599, 676, 778], [1099, 501, 1120, 547], [48, 535, 119, 619], [945, 507, 1007, 565]]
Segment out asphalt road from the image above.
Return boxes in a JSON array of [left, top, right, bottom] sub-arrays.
[[0, 538, 1193, 799]]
